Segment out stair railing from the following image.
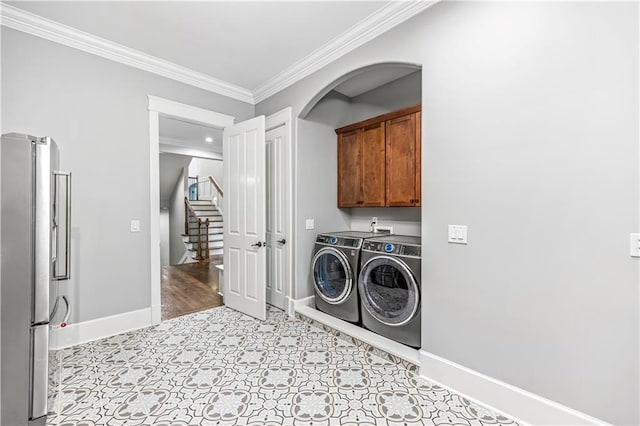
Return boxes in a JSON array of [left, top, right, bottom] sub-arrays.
[[208, 175, 224, 216], [183, 197, 210, 260], [188, 176, 199, 201]]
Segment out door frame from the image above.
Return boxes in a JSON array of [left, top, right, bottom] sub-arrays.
[[148, 95, 235, 324], [265, 107, 294, 316]]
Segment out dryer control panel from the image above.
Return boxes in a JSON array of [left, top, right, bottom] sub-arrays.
[[363, 241, 421, 257]]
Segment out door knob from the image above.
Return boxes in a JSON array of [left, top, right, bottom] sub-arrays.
[[277, 239, 286, 245], [251, 241, 263, 248]]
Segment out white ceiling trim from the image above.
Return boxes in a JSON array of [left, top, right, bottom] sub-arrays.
[[0, 3, 255, 104], [252, 1, 438, 104], [1, 2, 438, 106]]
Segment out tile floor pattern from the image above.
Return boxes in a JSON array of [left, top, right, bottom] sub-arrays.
[[47, 306, 518, 426]]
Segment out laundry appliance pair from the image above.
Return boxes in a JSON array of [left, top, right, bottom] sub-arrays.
[[311, 231, 421, 348]]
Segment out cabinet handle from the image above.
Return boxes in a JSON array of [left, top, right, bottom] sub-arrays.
[[356, 200, 364, 204]]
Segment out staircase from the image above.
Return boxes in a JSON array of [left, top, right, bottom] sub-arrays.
[[181, 204, 223, 264]]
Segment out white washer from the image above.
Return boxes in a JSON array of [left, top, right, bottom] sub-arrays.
[[358, 235, 421, 348]]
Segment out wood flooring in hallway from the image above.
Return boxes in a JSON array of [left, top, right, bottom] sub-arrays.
[[161, 255, 224, 321]]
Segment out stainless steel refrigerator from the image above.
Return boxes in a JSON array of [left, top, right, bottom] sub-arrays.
[[1, 133, 71, 425]]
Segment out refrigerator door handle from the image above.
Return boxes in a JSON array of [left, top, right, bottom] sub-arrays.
[[61, 295, 70, 325], [30, 324, 49, 421], [50, 295, 71, 327], [53, 172, 71, 281]]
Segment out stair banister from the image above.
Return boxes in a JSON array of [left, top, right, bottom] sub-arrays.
[[183, 197, 211, 260], [208, 175, 224, 217], [208, 176, 223, 197]]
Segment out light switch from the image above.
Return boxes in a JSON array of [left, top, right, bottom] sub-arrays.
[[448, 225, 467, 244], [305, 219, 315, 230], [630, 233, 640, 257], [130, 219, 141, 232]]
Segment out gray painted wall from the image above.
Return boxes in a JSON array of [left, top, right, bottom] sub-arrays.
[[350, 208, 421, 236], [348, 70, 421, 123], [1, 28, 254, 323], [159, 210, 170, 266], [256, 2, 639, 424], [168, 169, 187, 266], [295, 118, 351, 298]]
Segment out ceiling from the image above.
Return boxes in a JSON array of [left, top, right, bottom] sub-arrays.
[[8, 1, 387, 91], [160, 116, 224, 154], [333, 66, 418, 98]]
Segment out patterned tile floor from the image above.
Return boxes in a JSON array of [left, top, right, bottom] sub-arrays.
[[47, 306, 518, 425]]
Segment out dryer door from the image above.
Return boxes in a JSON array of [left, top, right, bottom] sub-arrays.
[[358, 255, 419, 326], [311, 247, 353, 304]]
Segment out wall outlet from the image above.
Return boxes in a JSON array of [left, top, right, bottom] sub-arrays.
[[448, 225, 467, 244], [130, 219, 141, 233], [630, 233, 640, 257], [305, 219, 315, 230]]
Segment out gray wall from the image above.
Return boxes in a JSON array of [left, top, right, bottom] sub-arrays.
[[1, 28, 254, 323], [168, 169, 187, 265], [348, 70, 421, 123], [294, 118, 351, 298], [159, 210, 170, 266], [350, 207, 420, 236], [256, 2, 639, 424]]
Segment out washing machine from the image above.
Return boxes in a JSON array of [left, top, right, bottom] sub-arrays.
[[358, 235, 421, 348], [311, 231, 380, 323]]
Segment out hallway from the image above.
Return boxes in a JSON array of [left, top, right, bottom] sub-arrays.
[[161, 256, 224, 320]]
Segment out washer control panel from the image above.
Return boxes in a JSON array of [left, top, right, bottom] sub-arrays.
[[316, 234, 361, 248]]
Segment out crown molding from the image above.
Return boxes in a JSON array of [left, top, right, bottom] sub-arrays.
[[0, 3, 255, 104], [1, 2, 438, 106], [252, 0, 438, 104]]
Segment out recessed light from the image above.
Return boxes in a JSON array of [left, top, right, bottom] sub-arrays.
[[205, 137, 213, 143]]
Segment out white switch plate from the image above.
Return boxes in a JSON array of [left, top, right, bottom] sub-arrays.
[[448, 225, 468, 244], [305, 219, 315, 230], [630, 233, 640, 257], [130, 219, 141, 232]]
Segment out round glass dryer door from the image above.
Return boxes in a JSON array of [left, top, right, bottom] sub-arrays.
[[358, 256, 420, 326], [311, 247, 353, 304]]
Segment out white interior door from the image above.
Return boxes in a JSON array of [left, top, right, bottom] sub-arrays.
[[223, 116, 267, 321], [266, 125, 287, 310]]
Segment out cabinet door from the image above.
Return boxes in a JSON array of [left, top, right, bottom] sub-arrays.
[[361, 123, 385, 207], [337, 129, 362, 207], [414, 111, 421, 206], [386, 113, 418, 206]]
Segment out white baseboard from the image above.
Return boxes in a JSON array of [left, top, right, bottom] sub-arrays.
[[49, 308, 153, 350], [285, 296, 294, 317], [419, 350, 607, 426], [291, 295, 314, 312]]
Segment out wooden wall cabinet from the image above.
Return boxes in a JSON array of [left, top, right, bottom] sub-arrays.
[[336, 105, 421, 208], [337, 123, 385, 207]]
